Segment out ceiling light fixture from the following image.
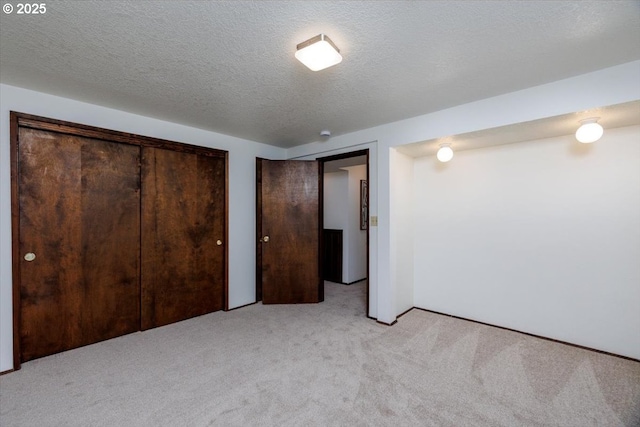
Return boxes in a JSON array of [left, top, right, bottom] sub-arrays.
[[295, 34, 342, 71], [437, 143, 454, 162], [575, 117, 603, 143]]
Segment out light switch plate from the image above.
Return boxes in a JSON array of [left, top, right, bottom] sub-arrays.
[[370, 216, 378, 226]]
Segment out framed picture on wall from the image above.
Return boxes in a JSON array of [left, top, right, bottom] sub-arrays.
[[360, 180, 368, 230]]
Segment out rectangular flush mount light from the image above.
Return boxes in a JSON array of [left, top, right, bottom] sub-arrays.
[[295, 34, 342, 71]]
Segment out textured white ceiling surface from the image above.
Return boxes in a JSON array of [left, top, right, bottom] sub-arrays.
[[1, 1, 639, 147]]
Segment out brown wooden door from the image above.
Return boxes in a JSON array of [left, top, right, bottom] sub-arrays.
[[257, 159, 323, 304], [141, 147, 226, 329], [17, 128, 141, 362]]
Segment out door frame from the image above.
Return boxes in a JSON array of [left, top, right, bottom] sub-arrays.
[[10, 111, 229, 370], [317, 149, 370, 318]]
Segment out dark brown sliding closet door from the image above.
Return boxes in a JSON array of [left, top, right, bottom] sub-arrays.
[[17, 128, 141, 362], [141, 147, 226, 330]]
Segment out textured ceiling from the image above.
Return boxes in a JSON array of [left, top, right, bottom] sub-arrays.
[[1, 1, 639, 148]]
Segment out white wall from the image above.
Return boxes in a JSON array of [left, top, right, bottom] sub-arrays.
[[288, 60, 640, 327], [0, 84, 286, 372], [323, 167, 367, 284], [343, 165, 367, 283], [323, 171, 350, 281], [3, 62, 639, 369], [390, 150, 414, 316], [323, 171, 349, 231], [413, 125, 640, 359]]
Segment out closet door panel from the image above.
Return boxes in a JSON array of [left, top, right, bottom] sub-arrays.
[[18, 128, 140, 362], [141, 148, 225, 330], [80, 140, 141, 339]]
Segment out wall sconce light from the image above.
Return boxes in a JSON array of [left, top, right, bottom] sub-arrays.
[[295, 34, 342, 71], [437, 143, 454, 162], [575, 118, 603, 143]]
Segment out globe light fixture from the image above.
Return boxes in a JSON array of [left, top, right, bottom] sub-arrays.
[[437, 143, 454, 162], [575, 118, 603, 143]]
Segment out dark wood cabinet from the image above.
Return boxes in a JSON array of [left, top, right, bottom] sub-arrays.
[[323, 229, 343, 283], [10, 112, 228, 367]]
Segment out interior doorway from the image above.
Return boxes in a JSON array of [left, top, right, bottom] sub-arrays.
[[318, 150, 370, 317]]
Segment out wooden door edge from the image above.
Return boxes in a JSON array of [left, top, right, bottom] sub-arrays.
[[224, 151, 230, 311], [317, 160, 324, 303], [255, 158, 263, 303], [365, 150, 370, 318], [10, 112, 22, 370]]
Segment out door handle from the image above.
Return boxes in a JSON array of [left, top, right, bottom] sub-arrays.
[[260, 235, 270, 243], [216, 240, 223, 246], [24, 252, 36, 262]]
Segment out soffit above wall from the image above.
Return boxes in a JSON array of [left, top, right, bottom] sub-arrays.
[[324, 155, 367, 173], [396, 100, 640, 158]]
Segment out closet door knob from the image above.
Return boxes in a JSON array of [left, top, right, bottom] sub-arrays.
[[262, 236, 269, 243], [24, 252, 36, 262], [216, 240, 223, 246]]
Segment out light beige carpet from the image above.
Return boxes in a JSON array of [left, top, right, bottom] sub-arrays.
[[1, 281, 639, 426]]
